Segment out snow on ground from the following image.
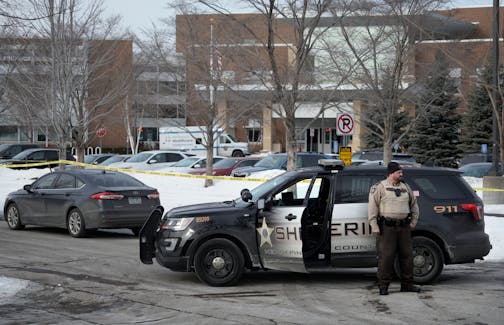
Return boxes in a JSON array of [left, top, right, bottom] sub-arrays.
[[0, 167, 503, 298], [0, 276, 29, 303]]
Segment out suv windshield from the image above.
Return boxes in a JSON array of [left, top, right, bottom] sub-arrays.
[[254, 155, 286, 168], [100, 155, 128, 165], [84, 155, 99, 164], [127, 153, 152, 163], [235, 171, 295, 203], [12, 150, 33, 159]]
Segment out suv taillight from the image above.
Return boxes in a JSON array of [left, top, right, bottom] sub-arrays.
[[461, 203, 484, 221], [91, 192, 124, 200]]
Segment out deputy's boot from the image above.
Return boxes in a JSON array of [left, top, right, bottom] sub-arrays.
[[379, 286, 389, 295], [400, 284, 421, 293]]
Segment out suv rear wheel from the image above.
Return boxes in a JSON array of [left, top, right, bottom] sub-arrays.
[[194, 238, 245, 286], [394, 236, 444, 284]]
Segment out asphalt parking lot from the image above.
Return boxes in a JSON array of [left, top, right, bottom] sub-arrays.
[[0, 223, 503, 325]]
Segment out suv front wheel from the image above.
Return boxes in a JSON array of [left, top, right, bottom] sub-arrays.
[[395, 236, 444, 284], [194, 238, 245, 286]]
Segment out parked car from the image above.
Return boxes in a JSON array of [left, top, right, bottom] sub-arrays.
[[98, 154, 131, 166], [352, 150, 416, 162], [231, 152, 331, 177], [358, 160, 421, 167], [3, 169, 160, 237], [0, 148, 74, 168], [459, 162, 502, 178], [0, 143, 40, 159], [84, 154, 116, 165], [109, 150, 194, 170], [189, 157, 263, 176], [140, 161, 491, 286], [155, 156, 225, 173], [460, 153, 492, 166], [64, 153, 118, 169]]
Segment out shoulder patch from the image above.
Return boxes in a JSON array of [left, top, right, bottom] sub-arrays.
[[370, 184, 378, 194]]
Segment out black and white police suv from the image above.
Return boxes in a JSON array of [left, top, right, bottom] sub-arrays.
[[139, 160, 492, 286]]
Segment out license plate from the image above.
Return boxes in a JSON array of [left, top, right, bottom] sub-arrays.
[[128, 197, 142, 205]]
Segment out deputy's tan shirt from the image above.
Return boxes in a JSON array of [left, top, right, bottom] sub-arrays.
[[368, 179, 419, 232]]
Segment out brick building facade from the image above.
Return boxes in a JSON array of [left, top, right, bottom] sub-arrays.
[[176, 6, 503, 154], [0, 38, 133, 152]]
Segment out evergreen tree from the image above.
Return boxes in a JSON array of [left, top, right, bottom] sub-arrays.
[[362, 107, 410, 151], [409, 52, 461, 167], [458, 65, 494, 153]]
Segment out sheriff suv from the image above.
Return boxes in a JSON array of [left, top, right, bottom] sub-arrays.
[[140, 161, 491, 286]]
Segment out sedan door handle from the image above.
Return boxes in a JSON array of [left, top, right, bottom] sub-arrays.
[[285, 213, 297, 221]]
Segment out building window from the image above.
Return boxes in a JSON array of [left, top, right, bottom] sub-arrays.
[[0, 126, 18, 141], [139, 127, 159, 142], [159, 104, 183, 118], [248, 129, 261, 142]]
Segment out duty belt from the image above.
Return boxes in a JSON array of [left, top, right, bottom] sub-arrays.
[[380, 217, 410, 227]]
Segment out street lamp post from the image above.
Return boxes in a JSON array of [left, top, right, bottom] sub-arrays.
[[491, 0, 501, 175]]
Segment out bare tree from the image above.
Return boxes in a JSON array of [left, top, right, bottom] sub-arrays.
[[5, 0, 131, 162], [131, 21, 184, 155], [185, 0, 355, 171], [327, 0, 448, 164]]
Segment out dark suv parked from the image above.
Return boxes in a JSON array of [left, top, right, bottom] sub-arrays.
[[140, 161, 491, 286], [0, 143, 39, 159], [0, 148, 74, 168]]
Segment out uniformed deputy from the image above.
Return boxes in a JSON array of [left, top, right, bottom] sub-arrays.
[[368, 162, 421, 296]]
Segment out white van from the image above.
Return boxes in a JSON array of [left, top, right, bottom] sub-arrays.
[[159, 126, 248, 157]]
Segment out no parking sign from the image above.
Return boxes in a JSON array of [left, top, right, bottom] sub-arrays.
[[337, 113, 354, 136]]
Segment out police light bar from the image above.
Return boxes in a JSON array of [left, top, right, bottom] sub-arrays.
[[318, 159, 345, 170]]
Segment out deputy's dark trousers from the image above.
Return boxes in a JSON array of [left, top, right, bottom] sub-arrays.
[[376, 225, 414, 288]]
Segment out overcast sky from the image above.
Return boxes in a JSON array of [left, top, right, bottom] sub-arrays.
[[104, 0, 493, 35]]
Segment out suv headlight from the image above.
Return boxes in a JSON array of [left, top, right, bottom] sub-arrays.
[[161, 217, 194, 231]]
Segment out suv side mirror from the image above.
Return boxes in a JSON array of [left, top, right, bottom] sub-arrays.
[[148, 159, 158, 164], [23, 184, 33, 193], [240, 188, 252, 202], [257, 199, 265, 210]]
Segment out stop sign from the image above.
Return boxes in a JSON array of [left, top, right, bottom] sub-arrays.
[[96, 125, 107, 138]]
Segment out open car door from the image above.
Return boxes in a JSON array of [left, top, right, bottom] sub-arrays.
[[258, 176, 329, 273]]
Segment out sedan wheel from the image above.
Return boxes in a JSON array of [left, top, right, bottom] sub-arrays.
[[6, 203, 25, 230], [67, 208, 87, 238]]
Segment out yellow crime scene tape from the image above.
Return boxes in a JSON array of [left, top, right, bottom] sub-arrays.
[[0, 160, 270, 182], [2, 160, 504, 191], [472, 187, 504, 192]]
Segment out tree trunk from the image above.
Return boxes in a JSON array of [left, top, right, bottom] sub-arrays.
[[204, 144, 214, 187], [285, 109, 297, 171]]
